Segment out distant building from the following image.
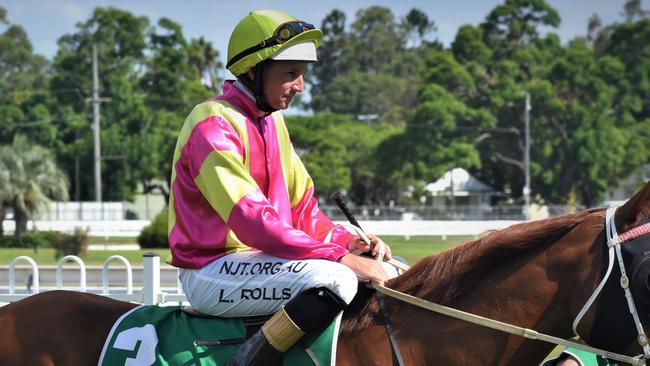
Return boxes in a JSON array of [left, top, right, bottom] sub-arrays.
[[424, 167, 500, 206]]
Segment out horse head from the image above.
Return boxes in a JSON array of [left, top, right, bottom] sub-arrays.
[[579, 179, 650, 358]]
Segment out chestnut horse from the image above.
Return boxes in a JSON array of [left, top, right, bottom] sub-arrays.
[[2, 181, 650, 365]]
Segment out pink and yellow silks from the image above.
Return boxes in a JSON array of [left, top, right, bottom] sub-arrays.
[[168, 81, 354, 269]]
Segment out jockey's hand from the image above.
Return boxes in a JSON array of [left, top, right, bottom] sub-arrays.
[[339, 253, 389, 285], [347, 233, 392, 260]]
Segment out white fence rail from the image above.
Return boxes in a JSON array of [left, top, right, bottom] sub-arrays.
[[56, 255, 86, 291], [103, 255, 133, 296], [9, 256, 39, 295], [0, 253, 186, 305]]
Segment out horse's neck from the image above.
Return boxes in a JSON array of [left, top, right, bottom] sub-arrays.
[[337, 235, 605, 365], [412, 236, 604, 364]]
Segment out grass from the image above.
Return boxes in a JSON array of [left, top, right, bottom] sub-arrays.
[[0, 248, 171, 266], [382, 235, 474, 264], [89, 236, 138, 244]]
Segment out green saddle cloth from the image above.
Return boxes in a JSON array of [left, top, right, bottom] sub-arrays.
[[98, 305, 340, 366], [542, 347, 612, 366]]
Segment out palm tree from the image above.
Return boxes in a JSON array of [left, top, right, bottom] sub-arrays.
[[188, 36, 222, 93], [0, 135, 69, 240]]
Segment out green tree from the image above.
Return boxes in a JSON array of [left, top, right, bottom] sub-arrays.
[[431, 1, 560, 202], [188, 36, 223, 93], [481, 0, 560, 58], [48, 7, 218, 203], [603, 18, 650, 120], [0, 135, 69, 239], [142, 17, 208, 111], [310, 9, 347, 94], [515, 1, 650, 205], [48, 7, 150, 201], [528, 41, 644, 205], [286, 114, 400, 204], [139, 17, 214, 202], [403, 8, 436, 47], [432, 0, 650, 206], [374, 81, 489, 204], [622, 0, 650, 22], [310, 7, 434, 123], [0, 6, 52, 147]]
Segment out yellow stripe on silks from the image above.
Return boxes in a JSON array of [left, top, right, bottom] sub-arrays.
[[272, 112, 314, 207], [195, 150, 258, 223], [225, 229, 248, 252], [167, 194, 175, 236], [168, 100, 251, 232], [172, 101, 226, 167], [218, 101, 251, 172], [288, 152, 314, 207], [172, 100, 251, 172]]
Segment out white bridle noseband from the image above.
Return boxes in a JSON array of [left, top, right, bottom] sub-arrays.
[[573, 206, 650, 359]]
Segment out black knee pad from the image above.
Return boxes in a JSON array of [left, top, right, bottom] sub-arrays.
[[283, 287, 346, 333]]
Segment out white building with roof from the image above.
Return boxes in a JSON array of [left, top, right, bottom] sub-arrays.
[[424, 167, 499, 206]]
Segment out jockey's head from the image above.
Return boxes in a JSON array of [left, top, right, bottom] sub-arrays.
[[226, 10, 323, 112]]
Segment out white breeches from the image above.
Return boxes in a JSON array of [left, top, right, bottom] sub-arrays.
[[179, 249, 402, 317]]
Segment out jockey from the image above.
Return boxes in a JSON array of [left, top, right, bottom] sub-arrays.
[[169, 9, 400, 365]]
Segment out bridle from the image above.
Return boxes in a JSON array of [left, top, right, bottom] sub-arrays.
[[366, 207, 650, 365], [572, 207, 650, 359]]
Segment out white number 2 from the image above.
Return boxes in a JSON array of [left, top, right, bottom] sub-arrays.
[[113, 324, 159, 366]]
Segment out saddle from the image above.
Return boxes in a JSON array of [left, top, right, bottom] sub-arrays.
[[181, 306, 271, 345], [99, 305, 340, 366]]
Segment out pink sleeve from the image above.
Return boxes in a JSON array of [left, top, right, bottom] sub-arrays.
[[228, 190, 350, 261], [291, 186, 356, 248]]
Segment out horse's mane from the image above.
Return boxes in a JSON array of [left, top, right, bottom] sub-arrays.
[[341, 208, 603, 335]]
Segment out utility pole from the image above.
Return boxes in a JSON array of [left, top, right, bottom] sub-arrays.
[[523, 92, 531, 220], [75, 129, 81, 220], [90, 45, 110, 203]]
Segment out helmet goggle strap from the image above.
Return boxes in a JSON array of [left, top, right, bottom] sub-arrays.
[[226, 21, 315, 69], [238, 60, 276, 114]]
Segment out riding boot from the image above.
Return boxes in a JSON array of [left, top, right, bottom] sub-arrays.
[[227, 287, 347, 366]]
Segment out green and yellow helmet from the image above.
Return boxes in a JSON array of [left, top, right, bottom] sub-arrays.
[[226, 10, 323, 76]]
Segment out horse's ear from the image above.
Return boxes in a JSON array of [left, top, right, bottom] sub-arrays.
[[615, 179, 650, 232]]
